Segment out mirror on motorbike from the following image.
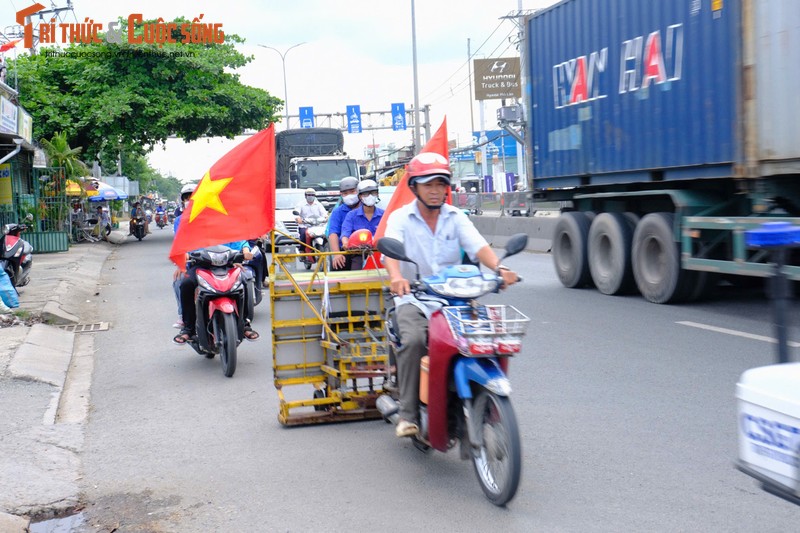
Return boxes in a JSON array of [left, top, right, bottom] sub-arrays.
[[501, 233, 529, 259], [376, 237, 412, 263], [292, 210, 300, 216]]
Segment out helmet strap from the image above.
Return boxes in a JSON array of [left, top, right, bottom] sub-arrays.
[[411, 186, 443, 211]]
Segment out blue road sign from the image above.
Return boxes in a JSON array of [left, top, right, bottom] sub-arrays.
[[391, 103, 406, 131], [299, 107, 315, 128], [472, 130, 517, 158], [346, 105, 362, 133]]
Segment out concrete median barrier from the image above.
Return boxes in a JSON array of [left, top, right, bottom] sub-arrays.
[[471, 213, 556, 253]]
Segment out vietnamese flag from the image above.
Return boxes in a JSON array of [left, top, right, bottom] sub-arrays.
[[0, 39, 21, 53], [169, 126, 275, 267], [373, 117, 451, 242]]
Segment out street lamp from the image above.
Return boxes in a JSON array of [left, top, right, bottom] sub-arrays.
[[258, 42, 306, 128]]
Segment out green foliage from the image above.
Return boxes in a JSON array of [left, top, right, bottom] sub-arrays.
[[10, 18, 280, 159], [39, 132, 90, 179]]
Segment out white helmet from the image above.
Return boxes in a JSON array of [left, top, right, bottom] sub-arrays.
[[470, 187, 477, 193], [180, 183, 195, 201], [304, 188, 316, 196], [357, 179, 378, 195]]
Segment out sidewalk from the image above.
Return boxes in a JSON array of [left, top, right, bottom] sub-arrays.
[[0, 239, 115, 529]]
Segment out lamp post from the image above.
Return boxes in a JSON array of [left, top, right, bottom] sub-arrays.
[[258, 42, 306, 128]]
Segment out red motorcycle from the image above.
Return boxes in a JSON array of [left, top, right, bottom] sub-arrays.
[[344, 228, 381, 270], [376, 233, 530, 506], [155, 211, 167, 229], [1, 223, 33, 288], [185, 245, 247, 377]]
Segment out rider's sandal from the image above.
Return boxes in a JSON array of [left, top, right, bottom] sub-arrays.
[[172, 330, 192, 345], [243, 327, 260, 342]]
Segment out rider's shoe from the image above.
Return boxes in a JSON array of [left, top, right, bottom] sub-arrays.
[[396, 419, 419, 438]]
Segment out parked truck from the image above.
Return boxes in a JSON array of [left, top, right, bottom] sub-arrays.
[[275, 127, 361, 211], [526, 0, 800, 303]]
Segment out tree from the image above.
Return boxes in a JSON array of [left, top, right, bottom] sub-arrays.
[[39, 131, 89, 179], [10, 18, 281, 159]]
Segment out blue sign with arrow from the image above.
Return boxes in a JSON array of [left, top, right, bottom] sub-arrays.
[[299, 107, 315, 128], [346, 105, 362, 133]]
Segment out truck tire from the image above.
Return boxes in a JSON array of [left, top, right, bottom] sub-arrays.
[[552, 211, 592, 288], [588, 212, 635, 295], [632, 213, 690, 304]]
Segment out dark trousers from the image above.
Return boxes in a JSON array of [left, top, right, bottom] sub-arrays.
[[179, 267, 199, 333]]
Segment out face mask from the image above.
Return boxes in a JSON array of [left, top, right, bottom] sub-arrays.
[[343, 194, 359, 206], [361, 195, 377, 207], [306, 196, 315, 204]]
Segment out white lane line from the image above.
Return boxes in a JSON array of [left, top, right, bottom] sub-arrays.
[[677, 321, 800, 348]]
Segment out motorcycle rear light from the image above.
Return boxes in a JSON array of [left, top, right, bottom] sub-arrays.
[[496, 340, 522, 354], [468, 341, 495, 355]]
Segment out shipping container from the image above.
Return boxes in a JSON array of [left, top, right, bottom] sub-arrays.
[[526, 0, 800, 303]]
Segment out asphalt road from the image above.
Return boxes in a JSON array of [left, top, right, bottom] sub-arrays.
[[75, 229, 799, 531]]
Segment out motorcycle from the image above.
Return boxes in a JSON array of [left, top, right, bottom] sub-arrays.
[[185, 245, 247, 378], [376, 233, 530, 506], [508, 192, 529, 217], [344, 228, 381, 270], [132, 216, 146, 241], [294, 212, 328, 270], [1, 223, 33, 288], [155, 211, 167, 229]]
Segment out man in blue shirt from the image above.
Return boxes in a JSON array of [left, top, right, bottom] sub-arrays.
[[341, 179, 384, 270], [327, 176, 360, 270]]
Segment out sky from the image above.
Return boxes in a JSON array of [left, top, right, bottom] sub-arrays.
[[5, 0, 559, 183]]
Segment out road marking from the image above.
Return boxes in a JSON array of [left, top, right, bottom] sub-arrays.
[[677, 321, 800, 348]]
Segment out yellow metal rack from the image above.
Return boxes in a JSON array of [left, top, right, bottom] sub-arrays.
[[268, 229, 390, 425]]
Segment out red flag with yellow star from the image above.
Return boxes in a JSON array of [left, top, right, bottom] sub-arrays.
[[169, 126, 275, 267], [373, 117, 450, 242]]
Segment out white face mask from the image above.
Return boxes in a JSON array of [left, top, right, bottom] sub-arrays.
[[343, 194, 359, 206], [306, 196, 315, 204], [361, 195, 378, 207]]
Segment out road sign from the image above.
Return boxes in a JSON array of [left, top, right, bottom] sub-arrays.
[[391, 103, 406, 131], [472, 130, 517, 158], [299, 107, 315, 128], [346, 105, 362, 133]]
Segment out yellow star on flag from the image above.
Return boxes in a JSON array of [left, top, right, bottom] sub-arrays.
[[189, 172, 233, 222]]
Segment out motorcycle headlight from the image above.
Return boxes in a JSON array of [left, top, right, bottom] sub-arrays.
[[207, 251, 229, 266], [231, 275, 244, 292], [427, 276, 498, 299]]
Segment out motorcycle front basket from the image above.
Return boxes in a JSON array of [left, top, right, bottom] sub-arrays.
[[442, 304, 530, 356]]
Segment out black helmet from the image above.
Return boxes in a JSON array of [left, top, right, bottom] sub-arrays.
[[339, 176, 359, 192]]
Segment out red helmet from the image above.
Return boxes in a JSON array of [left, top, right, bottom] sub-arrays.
[[346, 228, 374, 250], [406, 152, 451, 186]]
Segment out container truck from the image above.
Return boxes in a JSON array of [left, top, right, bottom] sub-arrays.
[[526, 0, 800, 303], [275, 127, 361, 211]]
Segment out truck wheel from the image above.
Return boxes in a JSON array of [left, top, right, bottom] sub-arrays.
[[588, 213, 635, 295], [552, 212, 592, 288], [632, 213, 689, 304]]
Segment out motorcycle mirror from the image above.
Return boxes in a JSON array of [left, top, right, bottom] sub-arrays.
[[501, 233, 529, 259], [292, 210, 300, 216]]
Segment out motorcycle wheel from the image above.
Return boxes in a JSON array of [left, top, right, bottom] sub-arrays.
[[471, 388, 521, 506], [216, 313, 238, 378]]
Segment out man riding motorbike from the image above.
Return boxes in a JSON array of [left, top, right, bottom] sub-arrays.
[[294, 188, 327, 256], [327, 176, 361, 270], [129, 201, 151, 235], [382, 152, 520, 437]]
